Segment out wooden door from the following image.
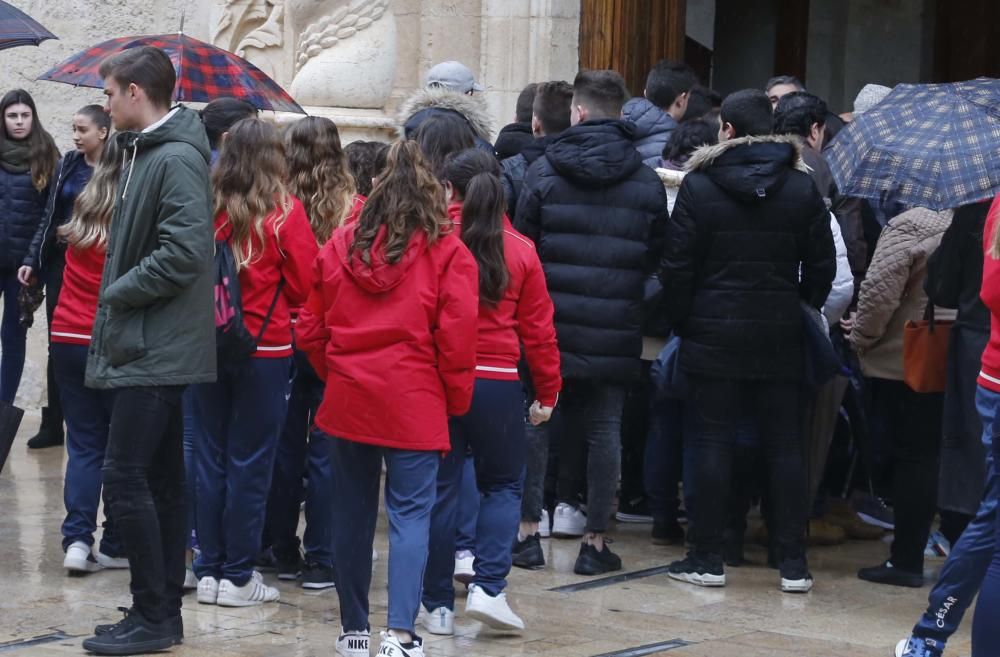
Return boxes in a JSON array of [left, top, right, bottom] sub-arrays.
[[579, 0, 687, 96]]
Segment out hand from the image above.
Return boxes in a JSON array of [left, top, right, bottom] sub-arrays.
[[839, 311, 856, 334], [17, 265, 35, 287], [529, 400, 553, 426]]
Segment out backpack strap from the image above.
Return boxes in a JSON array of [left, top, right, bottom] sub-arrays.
[[255, 279, 286, 344]]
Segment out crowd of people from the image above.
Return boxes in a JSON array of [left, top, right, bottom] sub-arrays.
[[1, 44, 998, 657]]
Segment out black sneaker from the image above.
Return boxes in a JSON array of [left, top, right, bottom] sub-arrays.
[[667, 553, 726, 587], [276, 552, 303, 581], [615, 496, 653, 523], [95, 608, 183, 638], [857, 561, 923, 588], [651, 518, 685, 546], [723, 540, 746, 568], [512, 533, 545, 570], [301, 562, 336, 590], [82, 608, 182, 655], [779, 557, 814, 593], [573, 541, 622, 575]]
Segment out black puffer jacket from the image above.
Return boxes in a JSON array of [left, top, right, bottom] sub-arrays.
[[661, 135, 835, 381], [500, 136, 550, 222], [0, 164, 48, 271], [621, 97, 677, 167], [515, 119, 668, 383], [494, 122, 533, 160]]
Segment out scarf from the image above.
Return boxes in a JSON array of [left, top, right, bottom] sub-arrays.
[[0, 139, 31, 175]]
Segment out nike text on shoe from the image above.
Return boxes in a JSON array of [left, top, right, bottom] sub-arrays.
[[216, 571, 280, 606], [421, 605, 454, 636], [552, 503, 587, 537], [453, 550, 475, 584], [667, 553, 726, 587], [64, 541, 102, 574], [197, 576, 220, 604], [465, 583, 525, 632], [377, 630, 425, 657], [336, 629, 371, 657]]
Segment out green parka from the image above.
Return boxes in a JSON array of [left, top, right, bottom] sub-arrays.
[[85, 106, 216, 390]]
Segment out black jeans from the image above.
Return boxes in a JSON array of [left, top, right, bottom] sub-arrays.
[[102, 385, 186, 623], [868, 377, 943, 572], [688, 375, 806, 562], [620, 365, 652, 504]]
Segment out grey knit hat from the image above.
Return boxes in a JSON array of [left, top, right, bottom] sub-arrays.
[[853, 84, 892, 115]]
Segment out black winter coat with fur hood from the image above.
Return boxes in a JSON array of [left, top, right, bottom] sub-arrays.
[[398, 87, 495, 155], [661, 134, 836, 381]]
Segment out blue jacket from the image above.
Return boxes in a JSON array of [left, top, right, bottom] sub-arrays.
[[0, 164, 48, 271], [622, 97, 677, 168], [24, 150, 89, 273]]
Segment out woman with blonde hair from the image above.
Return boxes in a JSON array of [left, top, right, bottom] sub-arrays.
[[49, 137, 129, 573], [297, 139, 479, 657], [264, 116, 364, 588], [190, 118, 318, 607]]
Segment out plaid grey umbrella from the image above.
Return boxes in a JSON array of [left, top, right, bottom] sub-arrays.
[[0, 1, 56, 50], [827, 78, 1000, 211]]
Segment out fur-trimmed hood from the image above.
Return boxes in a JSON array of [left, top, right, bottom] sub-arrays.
[[683, 134, 811, 202], [656, 166, 686, 189], [397, 86, 494, 141]]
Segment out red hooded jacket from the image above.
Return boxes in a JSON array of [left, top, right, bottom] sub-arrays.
[[296, 222, 479, 452], [51, 243, 106, 345], [447, 202, 560, 406], [978, 194, 1000, 392]]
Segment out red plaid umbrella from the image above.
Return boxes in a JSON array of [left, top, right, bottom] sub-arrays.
[[37, 32, 305, 114], [0, 0, 56, 50]]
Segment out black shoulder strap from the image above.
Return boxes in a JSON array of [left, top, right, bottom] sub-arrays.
[[256, 279, 285, 344]]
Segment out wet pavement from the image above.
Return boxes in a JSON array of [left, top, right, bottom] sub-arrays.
[[0, 416, 973, 656]]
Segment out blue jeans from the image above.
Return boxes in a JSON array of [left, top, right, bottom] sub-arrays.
[[182, 390, 197, 549], [192, 357, 291, 586], [972, 386, 1000, 655], [455, 456, 479, 553], [423, 379, 525, 610], [52, 343, 121, 555], [911, 385, 997, 651], [266, 354, 333, 567], [0, 271, 26, 402], [328, 434, 439, 633]]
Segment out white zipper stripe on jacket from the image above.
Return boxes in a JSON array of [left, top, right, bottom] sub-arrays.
[[980, 370, 1000, 386], [255, 344, 292, 352], [50, 331, 91, 340], [475, 365, 519, 373], [121, 144, 138, 201]]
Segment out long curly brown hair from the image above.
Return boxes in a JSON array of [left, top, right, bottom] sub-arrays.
[[212, 118, 291, 270], [285, 116, 356, 245], [350, 140, 448, 266], [58, 138, 121, 249]]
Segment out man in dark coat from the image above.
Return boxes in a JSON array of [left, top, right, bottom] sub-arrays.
[[513, 70, 668, 576], [494, 83, 537, 160], [621, 60, 698, 167], [661, 89, 835, 593], [500, 80, 572, 222]]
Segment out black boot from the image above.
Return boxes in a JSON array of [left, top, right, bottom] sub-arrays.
[[27, 407, 64, 449]]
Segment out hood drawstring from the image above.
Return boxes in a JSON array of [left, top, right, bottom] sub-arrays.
[[121, 141, 139, 201]]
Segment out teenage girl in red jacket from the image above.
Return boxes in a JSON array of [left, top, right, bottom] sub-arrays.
[[296, 140, 479, 657], [420, 148, 560, 636], [189, 118, 318, 608]]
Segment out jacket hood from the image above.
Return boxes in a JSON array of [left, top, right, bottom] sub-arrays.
[[521, 135, 551, 164], [397, 87, 493, 141], [497, 122, 532, 139], [684, 134, 809, 201], [621, 97, 677, 141], [123, 106, 211, 164], [656, 166, 686, 190], [333, 223, 430, 294], [544, 120, 643, 186]]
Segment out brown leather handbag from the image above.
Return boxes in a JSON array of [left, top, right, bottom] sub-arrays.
[[903, 303, 953, 393]]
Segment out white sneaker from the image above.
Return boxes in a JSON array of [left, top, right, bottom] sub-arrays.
[[377, 630, 424, 657], [197, 576, 220, 604], [465, 583, 525, 632], [454, 550, 475, 584], [420, 605, 454, 636], [539, 509, 551, 538], [552, 503, 587, 537], [183, 569, 198, 591], [336, 629, 370, 657], [64, 541, 102, 573], [95, 551, 129, 569], [217, 571, 280, 607]]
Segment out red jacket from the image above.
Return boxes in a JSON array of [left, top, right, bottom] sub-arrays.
[[978, 194, 1000, 392], [296, 222, 479, 451], [215, 196, 318, 358], [447, 202, 560, 406], [51, 243, 105, 345]]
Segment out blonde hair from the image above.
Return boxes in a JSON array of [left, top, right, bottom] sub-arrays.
[[58, 138, 121, 249], [212, 118, 290, 270], [285, 116, 356, 245]]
